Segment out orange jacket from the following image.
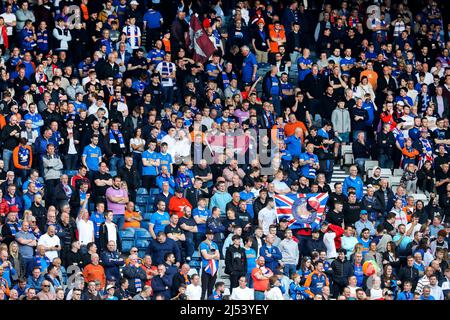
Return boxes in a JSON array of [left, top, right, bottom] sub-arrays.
[[269, 27, 286, 53], [401, 147, 419, 159], [169, 197, 193, 218], [13, 145, 33, 170], [82, 264, 106, 289], [284, 121, 308, 139]]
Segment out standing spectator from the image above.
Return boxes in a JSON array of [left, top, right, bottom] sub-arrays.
[[105, 176, 129, 231]]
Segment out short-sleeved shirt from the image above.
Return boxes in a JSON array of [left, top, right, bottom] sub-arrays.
[[199, 240, 219, 270], [143, 10, 162, 29], [82, 144, 102, 171], [150, 211, 170, 235], [142, 150, 159, 176], [15, 230, 36, 258], [164, 224, 184, 239], [299, 152, 319, 179], [192, 207, 211, 234], [242, 53, 257, 83], [105, 187, 127, 215], [157, 152, 173, 173]]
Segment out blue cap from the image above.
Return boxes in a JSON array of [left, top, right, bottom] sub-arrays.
[[360, 210, 368, 215]]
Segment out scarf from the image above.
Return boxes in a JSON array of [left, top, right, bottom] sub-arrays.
[[109, 129, 125, 149]]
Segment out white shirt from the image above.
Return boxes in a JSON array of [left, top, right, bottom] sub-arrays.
[[264, 287, 284, 300], [76, 218, 94, 245], [405, 222, 421, 240], [185, 283, 202, 300], [230, 286, 254, 300], [258, 207, 277, 235], [323, 232, 337, 259], [37, 233, 61, 261], [429, 284, 444, 300], [1, 13, 16, 35], [105, 221, 117, 245]]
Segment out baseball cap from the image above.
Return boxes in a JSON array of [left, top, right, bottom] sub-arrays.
[[175, 187, 184, 193], [9, 205, 19, 212], [205, 229, 214, 235], [106, 284, 116, 290], [279, 218, 289, 223], [130, 0, 138, 5], [360, 210, 368, 215]]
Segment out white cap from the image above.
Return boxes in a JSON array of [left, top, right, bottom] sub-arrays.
[[130, 0, 138, 5]]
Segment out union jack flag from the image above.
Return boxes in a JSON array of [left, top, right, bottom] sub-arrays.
[[274, 193, 328, 230], [204, 258, 218, 277]]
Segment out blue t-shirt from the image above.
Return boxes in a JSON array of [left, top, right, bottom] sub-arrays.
[[199, 240, 219, 270], [90, 212, 106, 239], [82, 145, 102, 171], [143, 10, 162, 29], [242, 53, 257, 83], [245, 247, 257, 274], [150, 211, 171, 235], [142, 150, 159, 176], [206, 63, 222, 81], [192, 207, 211, 234], [297, 56, 312, 81], [157, 152, 173, 173], [299, 152, 319, 179]]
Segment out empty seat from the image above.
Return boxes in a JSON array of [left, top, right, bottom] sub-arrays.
[[149, 188, 160, 196], [364, 160, 379, 172], [393, 169, 404, 176], [122, 239, 134, 252], [119, 228, 135, 240], [412, 193, 428, 203], [140, 221, 150, 230], [143, 212, 153, 221], [380, 168, 392, 177], [135, 239, 149, 248], [390, 176, 402, 186], [136, 195, 149, 205], [135, 228, 151, 239], [137, 188, 148, 195]]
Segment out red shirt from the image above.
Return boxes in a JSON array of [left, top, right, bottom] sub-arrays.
[[169, 197, 193, 218]]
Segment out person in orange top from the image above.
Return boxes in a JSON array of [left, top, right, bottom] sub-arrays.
[[168, 188, 193, 218], [0, 113, 6, 130], [12, 137, 33, 173], [123, 201, 142, 229], [401, 139, 419, 168], [82, 253, 106, 289], [251, 256, 273, 300], [268, 21, 286, 54], [402, 196, 416, 223], [141, 254, 158, 287], [271, 116, 285, 145], [360, 61, 378, 90], [284, 113, 308, 141], [162, 30, 171, 53]]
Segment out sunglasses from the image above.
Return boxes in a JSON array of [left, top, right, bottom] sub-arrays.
[[42, 285, 50, 288]]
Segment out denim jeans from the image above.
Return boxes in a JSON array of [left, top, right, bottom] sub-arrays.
[[2, 149, 13, 172], [379, 154, 393, 169], [109, 155, 124, 173], [283, 264, 297, 278], [64, 154, 79, 170], [254, 290, 265, 300], [246, 272, 254, 288], [161, 86, 174, 107], [355, 158, 369, 175], [113, 215, 125, 231]]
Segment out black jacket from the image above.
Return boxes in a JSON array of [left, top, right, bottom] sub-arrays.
[[151, 274, 172, 300], [225, 245, 247, 275], [98, 222, 122, 253], [374, 188, 395, 214], [171, 272, 191, 297], [398, 265, 419, 290], [184, 187, 208, 207], [118, 165, 140, 191], [331, 258, 354, 286]]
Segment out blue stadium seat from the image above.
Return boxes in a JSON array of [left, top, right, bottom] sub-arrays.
[[119, 228, 135, 240], [135, 239, 149, 248], [109, 171, 117, 177], [143, 212, 153, 221], [64, 170, 78, 177], [137, 188, 148, 195], [149, 188, 159, 196], [145, 205, 154, 213], [136, 195, 149, 206], [135, 228, 151, 239], [140, 221, 150, 231], [122, 239, 134, 252]]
